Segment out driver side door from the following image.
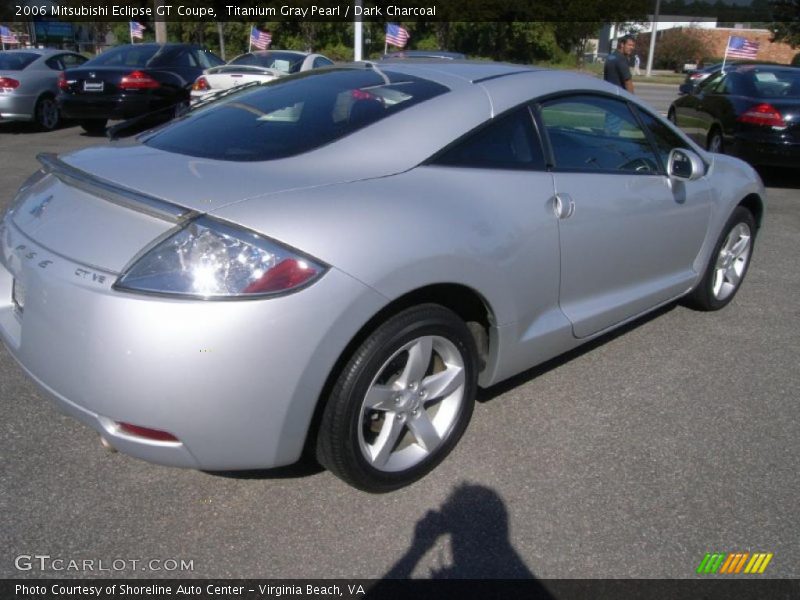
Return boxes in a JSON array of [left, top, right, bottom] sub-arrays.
[[537, 93, 713, 338]]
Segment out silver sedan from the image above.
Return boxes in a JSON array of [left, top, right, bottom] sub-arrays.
[[0, 48, 87, 130], [0, 62, 764, 492]]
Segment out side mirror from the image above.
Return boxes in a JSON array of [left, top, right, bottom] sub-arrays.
[[667, 148, 704, 181]]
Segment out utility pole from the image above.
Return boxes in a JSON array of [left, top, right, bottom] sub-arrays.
[[217, 22, 225, 60], [153, 0, 168, 43], [354, 0, 363, 60], [645, 0, 660, 77]]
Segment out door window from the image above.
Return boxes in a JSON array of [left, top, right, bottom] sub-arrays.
[[432, 107, 545, 170], [539, 95, 660, 174]]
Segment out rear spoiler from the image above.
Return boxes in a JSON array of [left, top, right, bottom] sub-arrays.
[[37, 153, 198, 224]]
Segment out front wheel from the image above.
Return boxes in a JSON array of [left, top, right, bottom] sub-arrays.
[[686, 207, 755, 311], [317, 305, 478, 493], [707, 128, 724, 153]]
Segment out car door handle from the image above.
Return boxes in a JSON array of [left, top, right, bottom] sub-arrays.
[[553, 193, 575, 219]]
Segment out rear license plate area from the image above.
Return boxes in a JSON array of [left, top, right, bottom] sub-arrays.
[[83, 81, 104, 92]]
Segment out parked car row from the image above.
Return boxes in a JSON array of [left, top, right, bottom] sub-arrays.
[[669, 63, 800, 168], [2, 44, 336, 135], [0, 48, 87, 130]]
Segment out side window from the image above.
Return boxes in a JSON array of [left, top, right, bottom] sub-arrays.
[[432, 107, 545, 170], [45, 56, 64, 70], [539, 94, 660, 174], [635, 108, 689, 170], [196, 50, 224, 69], [697, 71, 724, 93], [171, 50, 198, 68], [62, 54, 87, 68], [313, 57, 334, 68]]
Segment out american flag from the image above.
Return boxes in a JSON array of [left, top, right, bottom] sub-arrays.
[[385, 23, 410, 48], [250, 27, 272, 50], [129, 21, 145, 40], [1, 25, 19, 45], [726, 36, 759, 60]]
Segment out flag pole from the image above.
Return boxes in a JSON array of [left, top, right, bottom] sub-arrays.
[[130, 23, 133, 44], [248, 27, 252, 52], [722, 35, 730, 73]]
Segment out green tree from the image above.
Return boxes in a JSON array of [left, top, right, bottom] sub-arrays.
[[769, 0, 800, 48]]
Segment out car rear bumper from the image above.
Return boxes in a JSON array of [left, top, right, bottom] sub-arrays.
[[731, 136, 800, 168], [57, 93, 171, 121], [0, 215, 386, 471], [0, 93, 35, 122]]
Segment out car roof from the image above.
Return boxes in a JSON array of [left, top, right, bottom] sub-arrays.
[[115, 43, 205, 50], [249, 50, 309, 57], [356, 60, 541, 86], [382, 50, 466, 60], [0, 48, 68, 56]]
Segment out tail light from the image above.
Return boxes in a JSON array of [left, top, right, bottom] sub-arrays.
[[57, 72, 69, 91], [738, 103, 786, 128], [192, 76, 210, 91], [0, 76, 20, 90], [119, 70, 160, 90], [118, 422, 179, 442]]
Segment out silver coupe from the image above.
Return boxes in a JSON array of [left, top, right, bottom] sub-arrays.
[[0, 62, 764, 492]]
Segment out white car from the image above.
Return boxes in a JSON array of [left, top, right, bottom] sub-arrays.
[[190, 50, 334, 102]]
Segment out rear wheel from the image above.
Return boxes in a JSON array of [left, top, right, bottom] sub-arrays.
[[707, 127, 724, 153], [667, 108, 677, 124], [686, 207, 755, 311], [317, 305, 478, 493], [34, 95, 59, 131], [80, 119, 107, 135]]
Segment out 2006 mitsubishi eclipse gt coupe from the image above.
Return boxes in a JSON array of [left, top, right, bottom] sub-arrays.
[[0, 62, 764, 492]]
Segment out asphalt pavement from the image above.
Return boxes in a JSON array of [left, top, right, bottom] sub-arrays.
[[1, 96, 799, 582]]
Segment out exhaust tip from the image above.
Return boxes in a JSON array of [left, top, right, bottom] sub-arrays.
[[100, 435, 117, 453]]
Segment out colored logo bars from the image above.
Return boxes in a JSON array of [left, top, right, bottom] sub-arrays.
[[697, 552, 773, 574]]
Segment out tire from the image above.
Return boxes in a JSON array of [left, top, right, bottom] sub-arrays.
[[667, 108, 677, 124], [317, 304, 478, 493], [172, 99, 190, 119], [80, 119, 108, 135], [686, 207, 756, 311], [34, 95, 60, 131], [707, 127, 724, 153]]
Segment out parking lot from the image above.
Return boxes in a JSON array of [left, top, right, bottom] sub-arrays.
[[1, 83, 799, 580]]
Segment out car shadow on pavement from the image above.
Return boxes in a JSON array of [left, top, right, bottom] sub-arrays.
[[204, 455, 324, 480], [478, 302, 677, 404], [0, 121, 77, 134], [368, 482, 555, 594]]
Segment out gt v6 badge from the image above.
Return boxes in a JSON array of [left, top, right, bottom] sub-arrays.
[[29, 195, 53, 218]]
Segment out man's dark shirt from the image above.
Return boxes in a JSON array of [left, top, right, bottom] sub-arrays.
[[604, 51, 632, 88]]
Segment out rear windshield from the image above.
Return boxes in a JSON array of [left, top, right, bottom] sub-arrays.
[[85, 45, 160, 68], [747, 68, 800, 98], [0, 52, 39, 70], [230, 52, 305, 74], [144, 68, 449, 161]]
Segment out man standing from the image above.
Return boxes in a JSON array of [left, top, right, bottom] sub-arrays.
[[604, 35, 636, 93]]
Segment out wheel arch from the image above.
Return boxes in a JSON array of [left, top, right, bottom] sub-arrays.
[[739, 193, 764, 231], [301, 283, 496, 459]]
